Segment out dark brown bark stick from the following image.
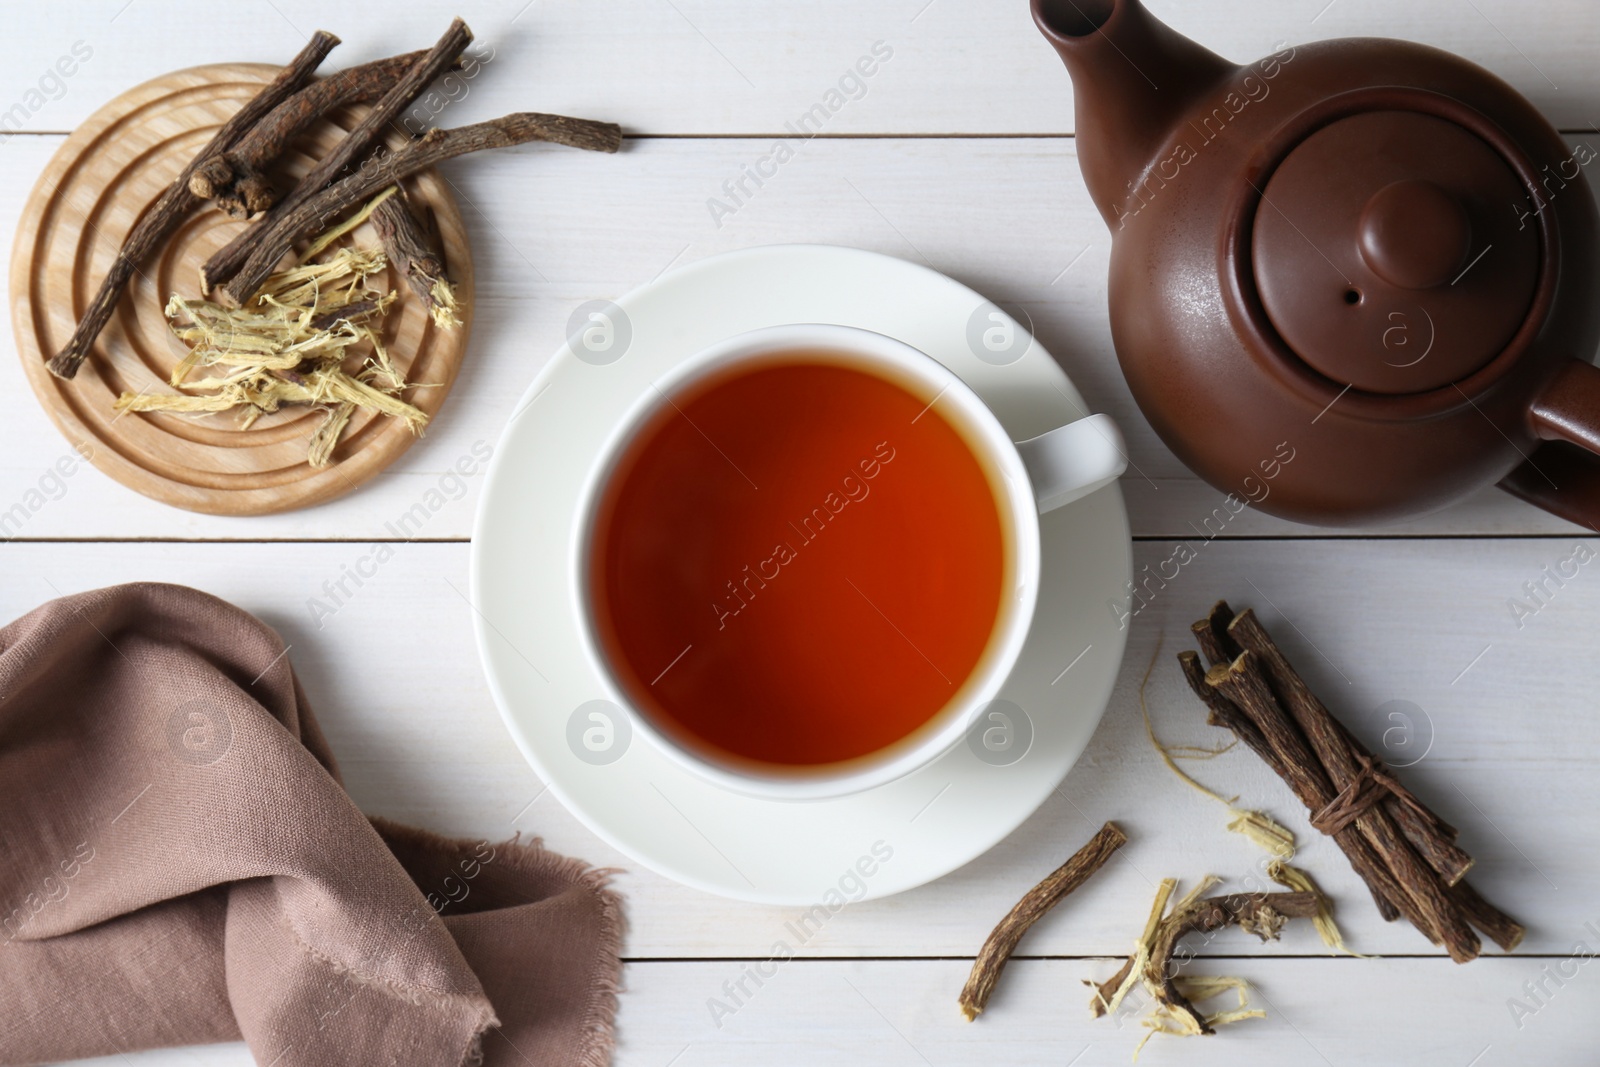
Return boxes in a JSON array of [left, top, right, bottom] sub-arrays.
[[191, 50, 429, 217], [308, 298, 380, 332], [1177, 649, 1267, 752], [1385, 799, 1474, 886], [203, 18, 473, 291], [1177, 650, 1402, 922], [1220, 615, 1469, 877], [1450, 879, 1527, 952], [1191, 600, 1241, 668], [372, 192, 457, 324], [1329, 714, 1472, 883], [1226, 608, 1473, 886], [1183, 602, 1523, 963], [1225, 612, 1481, 961], [46, 31, 340, 380], [1197, 602, 1469, 882], [959, 821, 1126, 1021], [1319, 701, 1463, 842], [222, 112, 623, 304], [1207, 656, 1439, 942], [1148, 891, 1319, 1035]]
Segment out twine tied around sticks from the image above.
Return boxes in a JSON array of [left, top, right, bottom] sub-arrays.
[[1309, 754, 1429, 836]]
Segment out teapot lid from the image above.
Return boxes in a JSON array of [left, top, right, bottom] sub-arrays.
[[1251, 111, 1538, 395]]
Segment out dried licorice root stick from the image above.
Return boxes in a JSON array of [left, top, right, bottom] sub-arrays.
[[1183, 601, 1525, 958], [959, 821, 1126, 1021], [1223, 607, 1523, 955], [1197, 597, 1464, 882], [222, 112, 624, 305], [1089, 876, 1318, 1042], [1229, 608, 1473, 887], [1146, 890, 1319, 1035], [191, 49, 429, 217], [1213, 652, 1482, 963], [202, 17, 474, 292], [1451, 879, 1526, 952], [1139, 639, 1297, 860], [1229, 604, 1475, 886], [372, 192, 460, 327], [46, 30, 340, 380], [1200, 653, 1432, 937], [1185, 607, 1409, 924]]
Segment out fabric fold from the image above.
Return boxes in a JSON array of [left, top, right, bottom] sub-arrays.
[[0, 582, 622, 1067]]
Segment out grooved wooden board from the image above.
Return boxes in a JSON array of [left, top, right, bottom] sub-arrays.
[[9, 63, 474, 516]]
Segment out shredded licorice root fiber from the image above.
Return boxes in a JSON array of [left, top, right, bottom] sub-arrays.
[[1139, 637, 1358, 958], [116, 244, 425, 467], [1088, 876, 1319, 1058]]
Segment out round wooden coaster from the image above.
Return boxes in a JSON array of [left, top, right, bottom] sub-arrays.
[[10, 63, 474, 516]]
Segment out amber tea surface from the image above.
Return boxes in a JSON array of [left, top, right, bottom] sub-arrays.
[[589, 356, 1010, 768]]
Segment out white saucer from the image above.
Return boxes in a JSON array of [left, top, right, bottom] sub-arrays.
[[471, 245, 1131, 904]]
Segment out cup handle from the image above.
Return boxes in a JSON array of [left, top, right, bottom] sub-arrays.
[[1015, 413, 1127, 513]]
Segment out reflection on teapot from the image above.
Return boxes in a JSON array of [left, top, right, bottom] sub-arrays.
[[1033, 0, 1600, 527]]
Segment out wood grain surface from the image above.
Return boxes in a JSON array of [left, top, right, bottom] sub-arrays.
[[0, 3, 1595, 1066]]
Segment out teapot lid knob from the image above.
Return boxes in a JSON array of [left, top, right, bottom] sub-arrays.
[[1357, 179, 1472, 291]]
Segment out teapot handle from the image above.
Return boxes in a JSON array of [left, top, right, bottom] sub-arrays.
[[1499, 359, 1600, 528]]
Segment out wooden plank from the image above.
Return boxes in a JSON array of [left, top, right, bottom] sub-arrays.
[[4, 135, 1596, 540], [48, 955, 1600, 1066], [1, 537, 1592, 959], [0, 0, 1594, 136], [609, 957, 1595, 1066]]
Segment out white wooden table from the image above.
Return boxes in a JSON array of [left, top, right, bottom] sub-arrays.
[[4, 1, 1597, 1063]]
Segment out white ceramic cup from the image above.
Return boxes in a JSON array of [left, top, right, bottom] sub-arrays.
[[574, 324, 1125, 800]]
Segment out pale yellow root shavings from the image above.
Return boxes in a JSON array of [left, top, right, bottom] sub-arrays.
[[1139, 638, 1298, 860], [1139, 638, 1360, 956], [1094, 883, 1184, 1023], [301, 187, 396, 262], [307, 402, 357, 468], [1095, 638, 1363, 1054], [428, 278, 464, 330], [1140, 884, 1267, 1055], [1268, 859, 1369, 958], [116, 245, 426, 468], [1091, 877, 1177, 1020], [1091, 876, 1270, 1061], [1135, 976, 1264, 1056], [313, 185, 460, 330]]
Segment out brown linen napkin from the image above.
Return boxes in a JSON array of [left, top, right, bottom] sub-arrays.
[[0, 582, 623, 1067]]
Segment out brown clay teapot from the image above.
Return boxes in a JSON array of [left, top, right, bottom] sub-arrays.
[[1032, 0, 1600, 527]]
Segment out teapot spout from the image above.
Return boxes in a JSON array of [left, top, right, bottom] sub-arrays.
[[1032, 0, 1236, 228]]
